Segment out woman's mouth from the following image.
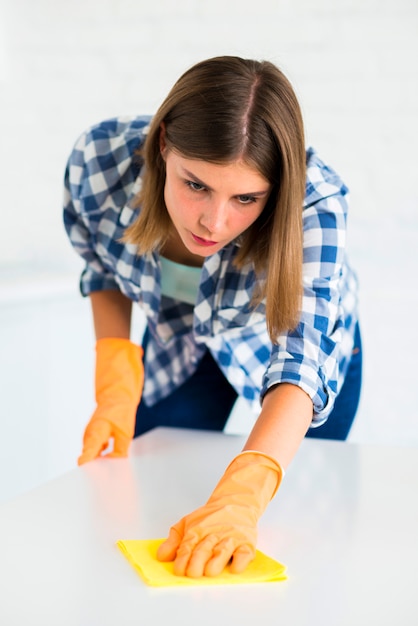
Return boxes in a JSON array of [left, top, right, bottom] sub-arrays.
[[191, 233, 218, 247]]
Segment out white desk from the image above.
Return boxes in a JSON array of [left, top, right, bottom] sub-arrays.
[[1, 428, 417, 626]]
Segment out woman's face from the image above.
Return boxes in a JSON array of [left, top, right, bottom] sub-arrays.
[[162, 149, 272, 263]]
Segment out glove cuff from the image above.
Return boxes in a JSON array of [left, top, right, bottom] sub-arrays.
[[225, 450, 284, 500], [95, 337, 144, 406], [95, 337, 143, 359]]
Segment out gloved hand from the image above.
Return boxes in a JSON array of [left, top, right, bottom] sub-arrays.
[[157, 451, 283, 577], [78, 337, 144, 465]]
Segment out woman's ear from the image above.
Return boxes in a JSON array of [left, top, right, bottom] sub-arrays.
[[159, 122, 167, 158]]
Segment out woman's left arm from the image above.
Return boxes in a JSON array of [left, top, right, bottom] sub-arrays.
[[243, 382, 313, 470], [156, 383, 312, 577]]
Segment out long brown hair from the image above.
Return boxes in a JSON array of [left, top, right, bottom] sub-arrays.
[[123, 56, 306, 341]]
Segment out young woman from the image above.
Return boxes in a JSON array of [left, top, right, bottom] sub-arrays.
[[64, 56, 361, 578]]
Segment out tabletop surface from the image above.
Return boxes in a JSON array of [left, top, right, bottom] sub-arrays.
[[1, 427, 417, 626]]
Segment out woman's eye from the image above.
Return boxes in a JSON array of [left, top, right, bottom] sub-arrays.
[[237, 195, 257, 204], [186, 180, 205, 192]]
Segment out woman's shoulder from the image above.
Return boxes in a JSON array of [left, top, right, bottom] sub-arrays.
[[65, 115, 152, 214], [72, 115, 152, 161], [304, 147, 349, 209]]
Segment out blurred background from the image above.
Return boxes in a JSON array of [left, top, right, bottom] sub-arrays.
[[0, 0, 417, 503]]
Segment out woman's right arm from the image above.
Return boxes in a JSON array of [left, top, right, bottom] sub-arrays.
[[63, 120, 148, 464], [90, 290, 133, 340], [78, 290, 144, 464]]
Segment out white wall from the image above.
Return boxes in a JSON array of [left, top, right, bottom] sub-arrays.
[[1, 0, 417, 502]]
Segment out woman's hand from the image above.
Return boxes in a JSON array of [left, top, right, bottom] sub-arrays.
[[156, 451, 283, 577], [78, 338, 144, 464]]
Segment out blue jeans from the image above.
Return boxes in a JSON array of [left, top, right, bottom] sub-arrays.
[[134, 324, 362, 441]]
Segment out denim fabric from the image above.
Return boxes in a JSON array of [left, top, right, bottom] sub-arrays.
[[134, 345, 237, 437]]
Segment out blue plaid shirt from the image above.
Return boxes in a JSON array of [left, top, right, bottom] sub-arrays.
[[63, 116, 359, 426]]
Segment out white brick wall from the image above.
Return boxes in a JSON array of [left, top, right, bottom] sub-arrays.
[[0, 0, 417, 501]]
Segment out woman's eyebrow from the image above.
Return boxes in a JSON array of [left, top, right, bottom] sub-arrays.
[[182, 168, 213, 191], [182, 167, 270, 197]]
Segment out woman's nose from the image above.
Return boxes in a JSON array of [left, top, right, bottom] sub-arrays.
[[199, 200, 228, 233]]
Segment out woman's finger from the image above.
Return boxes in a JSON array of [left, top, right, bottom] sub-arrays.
[[185, 535, 221, 578], [204, 537, 236, 577], [229, 544, 255, 574], [156, 526, 183, 562]]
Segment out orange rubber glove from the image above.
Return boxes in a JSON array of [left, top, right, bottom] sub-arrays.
[[78, 337, 144, 465], [157, 451, 283, 577]]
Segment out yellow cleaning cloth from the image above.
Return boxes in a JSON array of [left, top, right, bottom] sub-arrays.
[[117, 538, 287, 587]]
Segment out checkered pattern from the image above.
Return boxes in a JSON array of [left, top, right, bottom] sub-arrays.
[[63, 116, 359, 424]]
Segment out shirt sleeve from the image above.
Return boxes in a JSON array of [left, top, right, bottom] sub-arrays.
[[63, 116, 148, 296], [261, 149, 355, 423]]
